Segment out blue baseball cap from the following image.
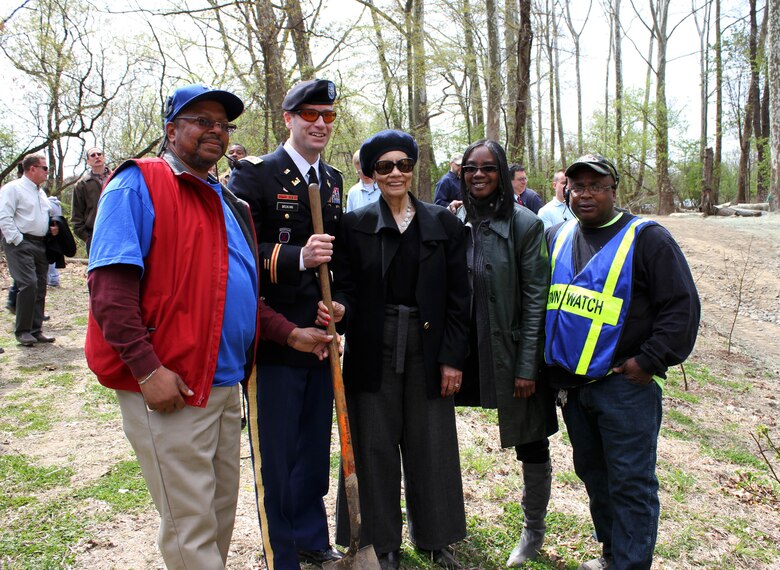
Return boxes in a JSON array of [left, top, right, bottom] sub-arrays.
[[164, 84, 244, 124]]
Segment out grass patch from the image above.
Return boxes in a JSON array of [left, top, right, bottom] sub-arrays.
[[659, 465, 696, 502], [32, 371, 76, 389], [81, 381, 120, 421], [0, 454, 73, 495], [665, 408, 695, 427], [705, 444, 766, 470], [73, 315, 89, 327], [0, 393, 56, 436], [555, 469, 581, 487], [74, 459, 151, 512], [654, 524, 699, 559], [723, 517, 780, 563], [0, 499, 87, 568], [461, 446, 494, 477]]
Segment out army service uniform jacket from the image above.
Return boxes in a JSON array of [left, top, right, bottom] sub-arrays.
[[229, 144, 343, 367]]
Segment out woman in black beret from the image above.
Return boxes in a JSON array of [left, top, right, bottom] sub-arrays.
[[454, 139, 557, 566], [323, 129, 470, 569]]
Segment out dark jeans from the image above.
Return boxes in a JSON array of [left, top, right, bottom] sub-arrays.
[[562, 374, 662, 570]]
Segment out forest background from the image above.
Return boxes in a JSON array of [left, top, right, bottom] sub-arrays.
[[1, 0, 779, 214]]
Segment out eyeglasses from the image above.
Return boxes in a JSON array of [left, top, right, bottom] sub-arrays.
[[568, 184, 615, 196], [88, 152, 103, 158], [461, 164, 499, 174], [291, 109, 337, 124], [35, 164, 49, 171], [374, 158, 416, 175], [175, 116, 238, 134]]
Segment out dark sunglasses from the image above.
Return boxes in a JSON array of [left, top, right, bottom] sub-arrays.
[[292, 109, 337, 124], [374, 158, 416, 175], [35, 164, 49, 171], [462, 164, 500, 174], [88, 152, 103, 158]]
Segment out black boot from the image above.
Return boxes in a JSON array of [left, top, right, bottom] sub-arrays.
[[506, 460, 552, 566]]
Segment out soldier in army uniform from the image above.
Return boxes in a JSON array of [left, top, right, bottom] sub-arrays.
[[229, 79, 344, 570]]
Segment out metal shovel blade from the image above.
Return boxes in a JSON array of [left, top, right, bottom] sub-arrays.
[[322, 545, 382, 570]]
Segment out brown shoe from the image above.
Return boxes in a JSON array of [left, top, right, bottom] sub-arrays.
[[16, 333, 37, 346], [33, 333, 56, 343]]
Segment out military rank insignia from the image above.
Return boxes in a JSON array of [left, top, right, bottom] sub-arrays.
[[278, 227, 291, 244]]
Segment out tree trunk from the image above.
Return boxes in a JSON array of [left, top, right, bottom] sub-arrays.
[[370, 3, 403, 129], [463, 0, 485, 139], [284, 0, 314, 79], [552, 4, 566, 168], [509, 0, 532, 164], [486, 0, 501, 140], [545, 1, 555, 171], [408, 0, 433, 201], [614, 0, 623, 181], [562, 0, 590, 156], [737, 0, 758, 205], [754, 3, 769, 201], [635, 34, 654, 198], [604, 14, 613, 151], [505, 0, 519, 149], [770, 0, 780, 207], [701, 147, 714, 215], [255, 0, 288, 145], [714, 0, 723, 202], [694, 0, 711, 199], [652, 0, 675, 215]]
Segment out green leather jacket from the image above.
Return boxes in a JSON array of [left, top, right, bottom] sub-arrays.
[[456, 204, 557, 448]]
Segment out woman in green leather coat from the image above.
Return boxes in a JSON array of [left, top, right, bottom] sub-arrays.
[[454, 139, 557, 567]]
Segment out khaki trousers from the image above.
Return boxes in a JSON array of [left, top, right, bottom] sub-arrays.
[[117, 385, 241, 570]]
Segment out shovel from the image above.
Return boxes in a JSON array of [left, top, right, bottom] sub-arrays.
[[309, 184, 382, 570]]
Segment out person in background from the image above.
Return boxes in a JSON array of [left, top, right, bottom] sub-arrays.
[[0, 154, 57, 346], [509, 164, 543, 214], [220, 143, 247, 186], [537, 169, 573, 229], [46, 195, 62, 287], [345, 149, 380, 212], [328, 129, 470, 570], [455, 139, 557, 567], [545, 154, 700, 570], [72, 146, 111, 255], [433, 153, 463, 208]]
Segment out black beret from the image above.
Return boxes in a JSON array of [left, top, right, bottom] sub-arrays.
[[359, 130, 419, 177], [282, 79, 337, 110]]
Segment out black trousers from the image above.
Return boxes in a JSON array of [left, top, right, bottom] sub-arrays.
[[3, 238, 48, 337], [335, 307, 466, 553]]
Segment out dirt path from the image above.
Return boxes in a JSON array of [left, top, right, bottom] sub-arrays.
[[1, 213, 779, 569]]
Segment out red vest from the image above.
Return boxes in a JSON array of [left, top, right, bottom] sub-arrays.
[[85, 158, 245, 408]]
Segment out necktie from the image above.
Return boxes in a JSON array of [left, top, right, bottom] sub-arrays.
[[308, 166, 319, 188], [516, 195, 523, 205]]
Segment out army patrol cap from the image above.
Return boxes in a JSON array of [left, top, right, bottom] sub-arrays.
[[565, 153, 620, 185], [164, 84, 244, 124], [282, 79, 338, 110]]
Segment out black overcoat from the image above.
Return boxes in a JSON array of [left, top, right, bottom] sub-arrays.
[[331, 194, 470, 399]]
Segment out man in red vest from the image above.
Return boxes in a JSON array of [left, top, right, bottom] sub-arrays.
[[86, 84, 332, 569]]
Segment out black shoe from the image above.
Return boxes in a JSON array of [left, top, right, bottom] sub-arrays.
[[378, 550, 401, 570], [5, 304, 14, 315], [418, 547, 463, 569], [298, 547, 344, 567], [33, 333, 56, 343], [16, 332, 36, 347], [0, 347, 4, 354], [42, 314, 50, 321]]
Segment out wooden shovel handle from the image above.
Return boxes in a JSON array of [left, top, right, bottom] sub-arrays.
[[308, 184, 356, 478]]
